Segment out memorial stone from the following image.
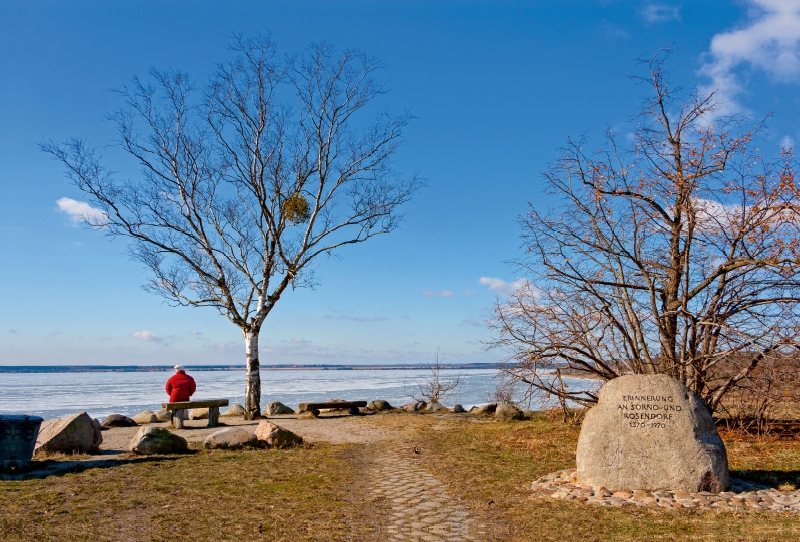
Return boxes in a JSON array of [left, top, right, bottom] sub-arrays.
[[576, 374, 729, 492]]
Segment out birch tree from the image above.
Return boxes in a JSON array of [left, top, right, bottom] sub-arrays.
[[43, 35, 420, 419], [488, 54, 800, 413]]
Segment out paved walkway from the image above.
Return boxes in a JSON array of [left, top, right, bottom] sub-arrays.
[[368, 447, 487, 541]]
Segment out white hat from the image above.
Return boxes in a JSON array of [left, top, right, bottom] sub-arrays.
[[174, 365, 185, 371]]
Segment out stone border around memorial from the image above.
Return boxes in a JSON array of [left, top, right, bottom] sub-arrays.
[[530, 469, 800, 512]]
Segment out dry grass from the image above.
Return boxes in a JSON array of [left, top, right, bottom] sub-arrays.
[[0, 443, 359, 541], [369, 411, 800, 541], [2, 413, 800, 541]]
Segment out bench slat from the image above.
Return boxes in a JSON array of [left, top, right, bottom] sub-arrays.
[[162, 399, 229, 410], [298, 401, 367, 412]]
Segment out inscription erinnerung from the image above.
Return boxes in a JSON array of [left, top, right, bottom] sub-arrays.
[[616, 395, 682, 428]]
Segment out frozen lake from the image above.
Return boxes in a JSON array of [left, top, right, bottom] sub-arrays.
[[0, 368, 593, 420]]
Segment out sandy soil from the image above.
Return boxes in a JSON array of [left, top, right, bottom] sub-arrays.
[[99, 412, 398, 453]]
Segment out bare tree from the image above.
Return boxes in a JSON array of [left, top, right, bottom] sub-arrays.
[[43, 35, 421, 419], [488, 52, 800, 413], [407, 350, 463, 405]]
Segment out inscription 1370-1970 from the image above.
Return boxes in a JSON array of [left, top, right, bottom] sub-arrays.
[[616, 395, 683, 429]]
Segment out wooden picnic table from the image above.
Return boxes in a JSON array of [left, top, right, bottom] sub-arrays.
[[297, 401, 367, 416]]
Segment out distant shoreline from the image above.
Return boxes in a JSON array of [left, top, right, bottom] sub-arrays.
[[0, 363, 502, 374]]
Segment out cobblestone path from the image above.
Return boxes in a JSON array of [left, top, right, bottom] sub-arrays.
[[368, 447, 488, 541]]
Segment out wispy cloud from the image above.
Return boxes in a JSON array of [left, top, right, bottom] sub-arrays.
[[421, 289, 456, 298], [639, 3, 681, 24], [8, 328, 17, 334], [459, 317, 484, 328], [56, 197, 108, 225], [478, 277, 530, 298], [325, 314, 389, 323], [204, 341, 239, 353], [700, 0, 800, 116], [598, 20, 629, 40], [131, 330, 165, 343], [291, 337, 311, 344], [188, 329, 203, 336]]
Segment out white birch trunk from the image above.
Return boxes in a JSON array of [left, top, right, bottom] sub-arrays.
[[244, 329, 261, 420]]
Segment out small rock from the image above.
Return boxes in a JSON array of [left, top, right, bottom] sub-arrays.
[[264, 402, 295, 416], [401, 401, 427, 412], [154, 409, 171, 422], [473, 403, 497, 415], [367, 400, 393, 411], [203, 427, 257, 450], [221, 404, 246, 417], [452, 404, 466, 413], [426, 402, 448, 413], [132, 411, 158, 425], [128, 426, 187, 455], [254, 420, 303, 448], [297, 411, 317, 419], [35, 412, 103, 454], [189, 408, 209, 420], [495, 404, 523, 421], [100, 414, 138, 429]]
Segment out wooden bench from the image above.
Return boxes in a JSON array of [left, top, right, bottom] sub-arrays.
[[162, 399, 229, 429], [297, 401, 367, 416]]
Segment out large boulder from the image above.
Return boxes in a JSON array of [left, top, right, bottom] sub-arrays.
[[203, 427, 257, 450], [254, 421, 303, 448], [495, 404, 524, 421], [129, 426, 188, 455], [401, 401, 427, 412], [426, 402, 448, 413], [367, 400, 393, 411], [154, 409, 171, 422], [35, 412, 102, 455], [132, 411, 158, 425], [100, 414, 138, 429], [189, 408, 209, 420], [576, 374, 729, 492], [264, 402, 295, 416], [452, 404, 466, 413], [221, 404, 246, 417], [473, 403, 497, 415]]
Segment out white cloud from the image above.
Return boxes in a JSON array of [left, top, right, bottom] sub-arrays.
[[478, 277, 530, 297], [421, 289, 456, 298], [188, 329, 203, 336], [131, 330, 164, 343], [782, 135, 796, 148], [292, 337, 310, 344], [640, 3, 681, 24], [699, 0, 800, 116], [56, 197, 108, 225]]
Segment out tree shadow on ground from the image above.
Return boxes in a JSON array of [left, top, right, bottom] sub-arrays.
[[732, 469, 800, 488], [0, 453, 192, 481]]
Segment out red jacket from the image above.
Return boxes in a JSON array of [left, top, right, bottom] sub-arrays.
[[166, 371, 196, 402]]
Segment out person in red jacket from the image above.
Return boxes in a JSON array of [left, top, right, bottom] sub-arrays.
[[165, 365, 196, 402]]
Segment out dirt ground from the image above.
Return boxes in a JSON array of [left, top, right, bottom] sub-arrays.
[[98, 412, 400, 452]]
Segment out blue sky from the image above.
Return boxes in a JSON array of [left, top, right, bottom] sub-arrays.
[[2, 0, 800, 366]]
